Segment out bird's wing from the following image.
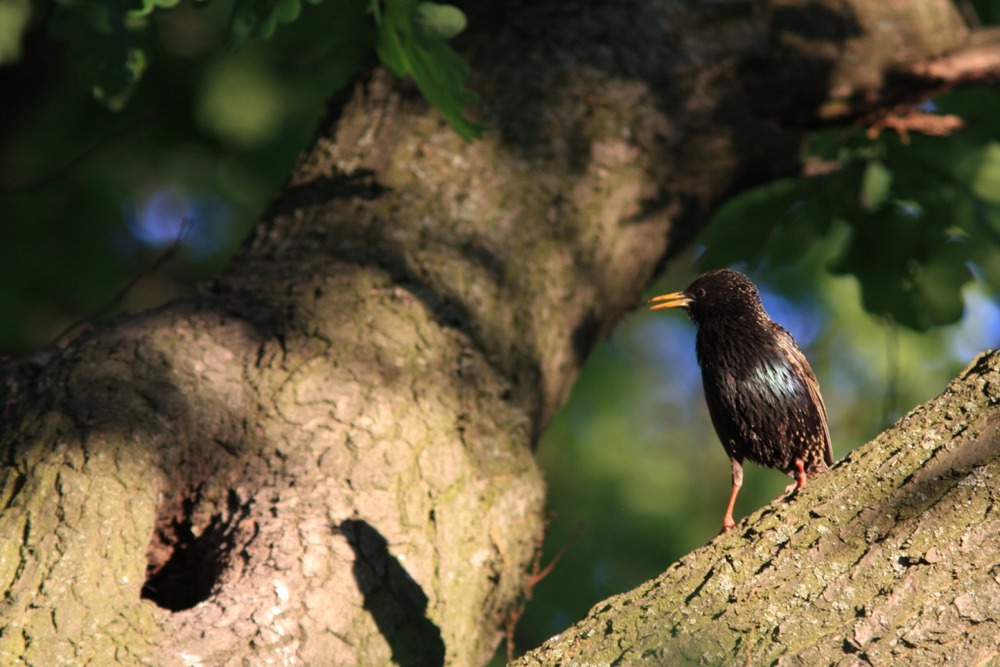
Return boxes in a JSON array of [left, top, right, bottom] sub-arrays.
[[774, 326, 833, 466]]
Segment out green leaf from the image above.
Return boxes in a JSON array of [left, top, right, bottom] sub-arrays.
[[129, 0, 183, 18], [375, 0, 410, 77], [860, 159, 892, 211], [374, 0, 482, 139], [228, 0, 303, 47], [698, 178, 803, 267], [698, 177, 836, 270], [831, 209, 972, 330], [413, 2, 465, 42]]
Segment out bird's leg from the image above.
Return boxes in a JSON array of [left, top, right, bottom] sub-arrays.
[[783, 458, 808, 495], [722, 458, 743, 533]]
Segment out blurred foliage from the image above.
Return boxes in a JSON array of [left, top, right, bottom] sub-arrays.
[[700, 86, 1000, 331], [227, 0, 308, 46], [1, 0, 477, 126], [0, 1, 362, 349], [0, 0, 475, 351], [46, 0, 153, 110]]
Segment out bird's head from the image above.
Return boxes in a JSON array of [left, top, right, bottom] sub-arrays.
[[648, 268, 765, 324]]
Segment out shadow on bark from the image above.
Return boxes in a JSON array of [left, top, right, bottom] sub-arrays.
[[339, 518, 446, 667], [741, 2, 862, 124]]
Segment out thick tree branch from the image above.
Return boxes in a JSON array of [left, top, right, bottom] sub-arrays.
[[514, 350, 1000, 665]]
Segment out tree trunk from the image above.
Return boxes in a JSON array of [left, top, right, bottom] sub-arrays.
[[0, 1, 996, 665], [514, 350, 1000, 666]]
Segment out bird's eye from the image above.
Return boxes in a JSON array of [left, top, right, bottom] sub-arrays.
[[695, 288, 707, 299]]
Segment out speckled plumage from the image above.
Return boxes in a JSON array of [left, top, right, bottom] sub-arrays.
[[649, 268, 832, 532]]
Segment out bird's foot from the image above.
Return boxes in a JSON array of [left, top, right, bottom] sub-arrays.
[[784, 458, 808, 496], [720, 515, 736, 534]]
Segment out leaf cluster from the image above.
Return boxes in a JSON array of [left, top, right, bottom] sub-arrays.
[[2, 0, 479, 134], [699, 88, 1000, 331]]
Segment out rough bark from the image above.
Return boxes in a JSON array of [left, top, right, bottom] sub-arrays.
[[0, 1, 995, 665], [514, 350, 1000, 666]]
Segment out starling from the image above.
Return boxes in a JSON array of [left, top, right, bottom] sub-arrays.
[[648, 268, 832, 533]]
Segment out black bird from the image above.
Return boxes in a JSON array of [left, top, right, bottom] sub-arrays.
[[648, 268, 832, 533]]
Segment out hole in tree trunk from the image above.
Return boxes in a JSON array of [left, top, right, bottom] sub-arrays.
[[141, 486, 249, 611]]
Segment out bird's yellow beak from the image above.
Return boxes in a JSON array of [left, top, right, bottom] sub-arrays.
[[648, 291, 692, 310]]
